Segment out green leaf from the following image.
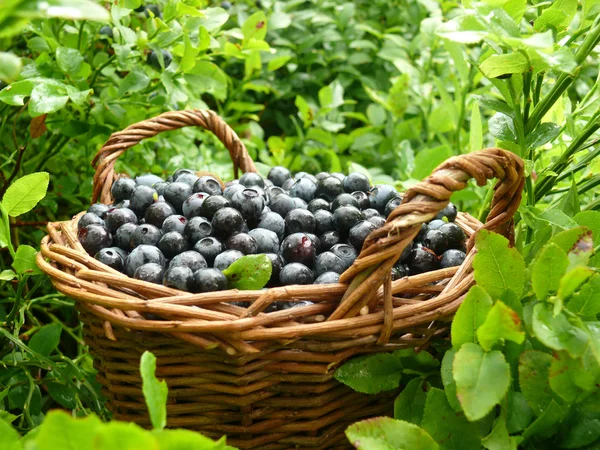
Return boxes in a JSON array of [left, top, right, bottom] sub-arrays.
[[55, 46, 83, 74], [557, 389, 600, 448], [16, 0, 110, 22], [29, 83, 69, 116], [394, 378, 429, 424], [559, 181, 580, 219], [574, 212, 600, 247], [518, 350, 555, 416], [421, 388, 484, 450], [197, 7, 228, 32], [549, 351, 592, 403], [441, 349, 462, 411], [526, 123, 560, 149], [550, 226, 593, 254], [522, 400, 565, 440], [531, 243, 569, 300], [0, 419, 22, 450], [345, 417, 439, 450], [469, 100, 483, 153], [453, 343, 510, 421], [242, 11, 267, 42], [567, 274, 600, 316], [12, 245, 42, 275], [94, 421, 157, 450], [412, 145, 453, 180], [118, 67, 150, 97], [534, 0, 577, 31], [0, 80, 35, 106], [2, 172, 49, 217], [538, 208, 578, 230], [506, 391, 534, 434], [531, 303, 589, 358], [477, 301, 525, 351], [0, 269, 15, 280], [451, 285, 493, 348], [480, 53, 528, 79], [473, 230, 525, 300], [488, 113, 516, 142], [179, 33, 197, 73], [153, 429, 229, 449], [222, 254, 272, 290], [394, 348, 440, 373], [36, 410, 102, 450], [267, 55, 292, 72], [557, 266, 594, 301], [140, 351, 168, 431], [184, 61, 228, 101], [29, 323, 61, 357], [45, 381, 77, 409], [335, 353, 402, 394], [0, 52, 22, 83], [482, 415, 522, 450], [504, 0, 527, 22]]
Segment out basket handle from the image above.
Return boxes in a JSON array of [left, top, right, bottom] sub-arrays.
[[91, 110, 257, 204], [330, 148, 525, 321]]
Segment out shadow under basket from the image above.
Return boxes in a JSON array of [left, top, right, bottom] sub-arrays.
[[37, 110, 525, 449]]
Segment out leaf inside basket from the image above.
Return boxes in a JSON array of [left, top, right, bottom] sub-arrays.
[[223, 254, 272, 290]]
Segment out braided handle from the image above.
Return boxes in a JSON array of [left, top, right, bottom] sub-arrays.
[[330, 148, 525, 321], [91, 110, 257, 204]]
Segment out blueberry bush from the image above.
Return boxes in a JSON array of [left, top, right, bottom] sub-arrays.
[[0, 0, 599, 449]]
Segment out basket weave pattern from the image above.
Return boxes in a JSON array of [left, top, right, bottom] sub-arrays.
[[38, 110, 524, 449]]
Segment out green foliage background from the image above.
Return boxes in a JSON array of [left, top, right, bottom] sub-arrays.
[[1, 0, 600, 448]]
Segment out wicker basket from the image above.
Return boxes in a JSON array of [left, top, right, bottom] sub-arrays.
[[37, 109, 524, 449]]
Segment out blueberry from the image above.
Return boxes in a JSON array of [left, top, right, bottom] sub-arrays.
[[134, 263, 165, 284], [314, 271, 340, 284], [125, 245, 165, 277], [436, 203, 458, 222], [173, 169, 195, 181], [415, 224, 428, 242], [257, 211, 285, 240], [168, 251, 207, 272], [332, 193, 359, 210], [289, 178, 317, 203], [111, 178, 137, 202], [333, 205, 363, 236], [384, 196, 403, 218], [281, 178, 295, 190], [239, 172, 265, 189], [343, 172, 370, 193], [400, 242, 413, 262], [285, 209, 315, 234], [114, 199, 130, 209], [331, 172, 345, 182], [408, 247, 439, 275], [211, 207, 245, 239], [193, 237, 223, 265], [315, 172, 331, 182], [162, 215, 187, 234], [263, 178, 274, 187], [147, 50, 172, 69], [153, 181, 169, 196], [213, 249, 244, 271], [164, 182, 193, 213], [145, 4, 162, 18], [104, 207, 137, 233], [88, 203, 110, 219], [182, 192, 210, 218], [115, 222, 137, 250], [248, 228, 280, 253], [226, 233, 258, 255], [132, 224, 162, 247], [315, 252, 345, 276], [184, 216, 213, 245], [391, 264, 409, 280], [308, 198, 330, 213], [176, 173, 199, 187], [268, 193, 296, 218], [265, 186, 285, 201], [224, 179, 239, 188], [265, 253, 284, 286], [194, 268, 228, 292], [280, 232, 316, 266], [349, 220, 378, 251], [99, 25, 113, 38], [158, 231, 189, 259], [295, 172, 318, 184], [292, 197, 308, 210], [221, 1, 232, 10], [135, 174, 164, 187], [95, 247, 124, 271], [423, 229, 448, 255], [369, 184, 398, 213], [362, 208, 380, 220], [427, 219, 446, 231], [315, 176, 344, 202], [368, 216, 386, 228], [78, 212, 104, 229], [130, 185, 158, 218], [331, 244, 357, 271], [439, 223, 466, 249], [223, 183, 245, 201], [163, 266, 194, 292], [78, 225, 113, 256], [194, 176, 223, 196], [440, 249, 466, 268], [319, 230, 341, 251], [314, 209, 335, 235], [280, 263, 314, 285], [145, 201, 176, 228], [351, 191, 370, 210], [305, 233, 321, 253], [232, 188, 265, 224]]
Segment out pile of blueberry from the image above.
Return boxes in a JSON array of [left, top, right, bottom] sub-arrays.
[[77, 167, 467, 294]]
